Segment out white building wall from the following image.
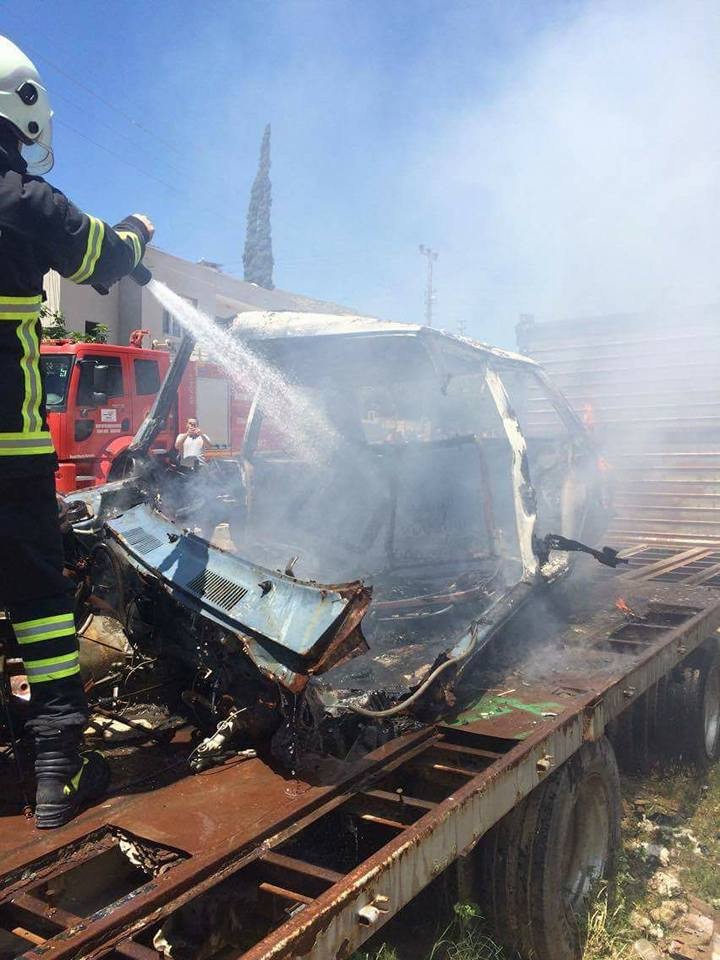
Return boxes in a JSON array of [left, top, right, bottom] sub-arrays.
[[46, 274, 120, 337]]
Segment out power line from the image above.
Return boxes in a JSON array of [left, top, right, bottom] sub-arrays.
[[1, 9, 256, 209], [50, 82, 167, 151], [0, 9, 184, 158], [55, 118, 183, 195], [0, 8, 278, 243], [0, 12, 407, 282], [55, 119, 247, 234], [51, 90, 212, 189], [1, 12, 358, 263]]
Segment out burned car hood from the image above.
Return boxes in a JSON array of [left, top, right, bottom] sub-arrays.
[[105, 502, 370, 693]]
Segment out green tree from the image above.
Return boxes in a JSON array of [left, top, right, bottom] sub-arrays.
[[243, 123, 274, 289], [40, 304, 108, 343]]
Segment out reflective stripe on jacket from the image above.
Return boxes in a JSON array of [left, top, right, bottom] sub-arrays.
[[0, 128, 149, 477]]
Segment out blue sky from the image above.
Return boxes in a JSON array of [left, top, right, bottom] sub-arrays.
[[1, 0, 719, 345]]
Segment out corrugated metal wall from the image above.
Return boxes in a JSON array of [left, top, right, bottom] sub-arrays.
[[516, 309, 720, 548]]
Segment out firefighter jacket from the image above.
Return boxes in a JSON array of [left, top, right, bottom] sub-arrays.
[[0, 127, 150, 478]]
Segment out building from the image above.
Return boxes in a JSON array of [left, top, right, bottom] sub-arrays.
[[44, 245, 353, 346]]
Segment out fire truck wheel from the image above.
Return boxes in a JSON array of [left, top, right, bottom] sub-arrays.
[[666, 644, 720, 769], [108, 452, 135, 481], [476, 736, 621, 960]]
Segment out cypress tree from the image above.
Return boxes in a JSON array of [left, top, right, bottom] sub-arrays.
[[243, 124, 274, 289]]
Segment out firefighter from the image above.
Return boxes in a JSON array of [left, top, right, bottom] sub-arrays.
[[0, 35, 154, 828]]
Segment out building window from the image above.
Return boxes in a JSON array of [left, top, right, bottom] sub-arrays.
[[162, 296, 197, 338], [84, 320, 107, 341], [161, 309, 183, 337]]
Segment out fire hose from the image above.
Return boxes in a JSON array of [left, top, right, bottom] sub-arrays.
[[348, 623, 481, 718]]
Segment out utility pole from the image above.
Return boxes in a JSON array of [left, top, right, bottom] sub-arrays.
[[418, 244, 438, 327], [457, 318, 466, 338]]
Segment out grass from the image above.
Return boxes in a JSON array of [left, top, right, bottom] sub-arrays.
[[623, 761, 720, 906], [427, 904, 509, 960], [353, 904, 508, 960], [353, 948, 400, 960], [353, 891, 635, 960], [354, 764, 720, 960], [580, 876, 635, 960]]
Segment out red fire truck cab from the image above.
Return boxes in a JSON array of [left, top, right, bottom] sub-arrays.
[[41, 341, 246, 493]]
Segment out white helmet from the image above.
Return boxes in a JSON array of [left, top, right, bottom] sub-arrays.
[[0, 36, 53, 174]]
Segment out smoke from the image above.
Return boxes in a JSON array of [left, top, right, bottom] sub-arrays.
[[148, 280, 340, 463], [33, 2, 720, 345], [141, 4, 715, 703], [84, 1, 720, 345], [411, 0, 720, 340]]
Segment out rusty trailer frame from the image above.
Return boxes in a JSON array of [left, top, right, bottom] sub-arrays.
[[2, 550, 720, 959]]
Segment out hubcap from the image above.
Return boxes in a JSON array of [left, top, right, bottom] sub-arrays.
[[703, 664, 720, 759], [562, 774, 610, 911]]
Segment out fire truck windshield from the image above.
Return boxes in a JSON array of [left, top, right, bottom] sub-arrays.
[[41, 354, 73, 409]]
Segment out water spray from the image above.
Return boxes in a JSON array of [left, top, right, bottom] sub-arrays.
[[145, 279, 340, 464]]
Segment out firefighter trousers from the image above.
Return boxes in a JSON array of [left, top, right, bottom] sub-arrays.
[[0, 474, 88, 743]]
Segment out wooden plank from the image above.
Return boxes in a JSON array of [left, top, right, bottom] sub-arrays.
[[683, 561, 720, 585], [361, 788, 436, 813], [257, 882, 313, 907], [259, 852, 342, 886], [114, 941, 160, 960], [617, 543, 651, 559], [11, 893, 81, 930], [622, 547, 713, 581], [429, 762, 476, 779], [356, 813, 405, 831], [10, 925, 45, 946], [431, 741, 502, 762]]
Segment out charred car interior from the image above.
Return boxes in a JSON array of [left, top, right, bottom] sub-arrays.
[[51, 316, 609, 768]]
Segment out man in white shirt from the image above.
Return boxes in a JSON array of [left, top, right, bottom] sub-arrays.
[[175, 418, 211, 463]]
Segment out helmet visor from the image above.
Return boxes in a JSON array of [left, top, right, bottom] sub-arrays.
[[21, 117, 53, 174]]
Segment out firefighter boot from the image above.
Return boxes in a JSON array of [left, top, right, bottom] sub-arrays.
[[34, 737, 110, 829]]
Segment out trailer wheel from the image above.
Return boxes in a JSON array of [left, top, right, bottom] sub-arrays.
[[608, 677, 668, 773], [477, 736, 621, 960], [666, 645, 720, 768]]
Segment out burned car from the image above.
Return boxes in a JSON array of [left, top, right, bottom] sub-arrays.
[[61, 314, 611, 765]]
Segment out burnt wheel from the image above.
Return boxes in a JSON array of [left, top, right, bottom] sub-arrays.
[[477, 736, 621, 960]]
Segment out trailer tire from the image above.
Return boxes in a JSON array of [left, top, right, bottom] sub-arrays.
[[666, 645, 720, 769], [477, 736, 621, 960], [608, 677, 668, 774]]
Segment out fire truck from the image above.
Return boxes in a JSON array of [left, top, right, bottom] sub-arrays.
[[40, 339, 249, 492]]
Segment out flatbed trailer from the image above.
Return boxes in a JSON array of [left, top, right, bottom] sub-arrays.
[[2, 545, 720, 960]]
